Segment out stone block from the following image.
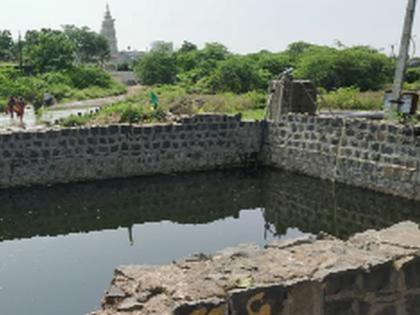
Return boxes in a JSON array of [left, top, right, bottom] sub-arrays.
[[402, 256, 420, 289], [324, 269, 360, 297], [287, 281, 323, 315], [405, 293, 420, 315], [324, 298, 357, 315], [229, 285, 287, 315], [173, 299, 227, 315]]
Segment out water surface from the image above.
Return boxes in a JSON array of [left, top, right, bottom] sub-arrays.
[[1, 169, 420, 315]]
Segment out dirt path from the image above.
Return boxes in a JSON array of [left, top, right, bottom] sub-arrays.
[[48, 85, 143, 111]]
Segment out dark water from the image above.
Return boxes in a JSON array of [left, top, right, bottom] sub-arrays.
[[1, 169, 420, 315]]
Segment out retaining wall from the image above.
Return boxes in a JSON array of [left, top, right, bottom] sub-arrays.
[[0, 115, 263, 188], [4, 113, 420, 201], [264, 114, 420, 200], [91, 222, 420, 315]]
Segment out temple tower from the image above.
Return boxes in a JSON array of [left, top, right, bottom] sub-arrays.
[[100, 4, 118, 56]]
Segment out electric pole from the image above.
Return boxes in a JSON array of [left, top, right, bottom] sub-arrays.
[[389, 0, 417, 114], [18, 32, 23, 72]]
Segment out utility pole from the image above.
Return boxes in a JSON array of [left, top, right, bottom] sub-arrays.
[[389, 0, 417, 114], [18, 32, 23, 72]]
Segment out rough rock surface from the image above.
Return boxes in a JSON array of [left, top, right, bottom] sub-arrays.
[[91, 222, 420, 315]]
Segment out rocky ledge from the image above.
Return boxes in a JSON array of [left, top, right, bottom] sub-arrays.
[[91, 222, 420, 315]]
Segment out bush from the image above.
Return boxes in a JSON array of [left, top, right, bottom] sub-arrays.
[[406, 67, 420, 84], [60, 114, 91, 127], [295, 46, 393, 91], [319, 87, 383, 111], [66, 66, 113, 89], [135, 50, 177, 85], [120, 104, 144, 123], [207, 57, 269, 93]]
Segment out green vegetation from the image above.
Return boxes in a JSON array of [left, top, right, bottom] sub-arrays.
[[319, 87, 384, 111], [62, 40, 420, 125], [135, 41, 394, 95], [58, 85, 267, 126], [129, 40, 404, 117], [0, 30, 14, 62], [3, 27, 420, 122], [0, 65, 126, 110], [0, 26, 125, 111]]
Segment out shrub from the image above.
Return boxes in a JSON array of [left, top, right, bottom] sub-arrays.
[[120, 104, 144, 123], [67, 66, 113, 89], [319, 87, 383, 111], [295, 46, 393, 91], [60, 114, 91, 127], [406, 67, 420, 84], [135, 50, 177, 85], [207, 57, 269, 93]]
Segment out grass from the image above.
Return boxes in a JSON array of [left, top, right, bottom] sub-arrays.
[[57, 81, 420, 127], [59, 85, 267, 126], [59, 83, 127, 103], [318, 87, 383, 111]]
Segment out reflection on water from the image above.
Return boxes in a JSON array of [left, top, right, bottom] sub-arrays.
[[0, 168, 420, 315]]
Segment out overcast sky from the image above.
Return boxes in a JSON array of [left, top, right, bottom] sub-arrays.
[[1, 0, 418, 54]]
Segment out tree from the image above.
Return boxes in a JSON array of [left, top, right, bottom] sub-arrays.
[[294, 45, 393, 91], [207, 56, 269, 93], [178, 41, 197, 53], [135, 48, 177, 85], [294, 46, 341, 90], [285, 41, 316, 62], [0, 30, 15, 62], [23, 29, 76, 73], [199, 42, 230, 62], [62, 25, 110, 65], [248, 51, 293, 78]]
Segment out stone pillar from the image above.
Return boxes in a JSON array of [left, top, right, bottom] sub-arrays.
[[266, 71, 317, 122]]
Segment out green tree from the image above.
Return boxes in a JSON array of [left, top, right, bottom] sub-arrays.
[[62, 25, 110, 65], [176, 42, 199, 73], [0, 30, 15, 62], [178, 41, 197, 53], [175, 42, 233, 88], [285, 41, 316, 62], [207, 56, 268, 93], [406, 67, 420, 83], [294, 46, 340, 90], [335, 46, 393, 91], [295, 45, 393, 91], [248, 51, 292, 78], [23, 29, 76, 73], [135, 48, 177, 85]]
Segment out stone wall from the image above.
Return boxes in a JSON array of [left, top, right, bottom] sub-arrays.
[[0, 115, 263, 188], [91, 222, 420, 315], [264, 114, 420, 200]]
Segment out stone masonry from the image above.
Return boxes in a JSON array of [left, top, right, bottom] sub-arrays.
[[264, 114, 420, 200], [4, 112, 420, 201], [3, 113, 420, 202], [0, 114, 263, 188], [91, 222, 420, 315]]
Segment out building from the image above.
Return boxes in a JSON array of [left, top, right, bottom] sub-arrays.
[[100, 4, 119, 57], [100, 5, 143, 70], [150, 41, 174, 53]]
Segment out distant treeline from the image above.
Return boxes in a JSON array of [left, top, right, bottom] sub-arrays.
[[134, 41, 402, 94]]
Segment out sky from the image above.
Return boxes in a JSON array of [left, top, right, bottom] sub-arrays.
[[1, 0, 419, 55]]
